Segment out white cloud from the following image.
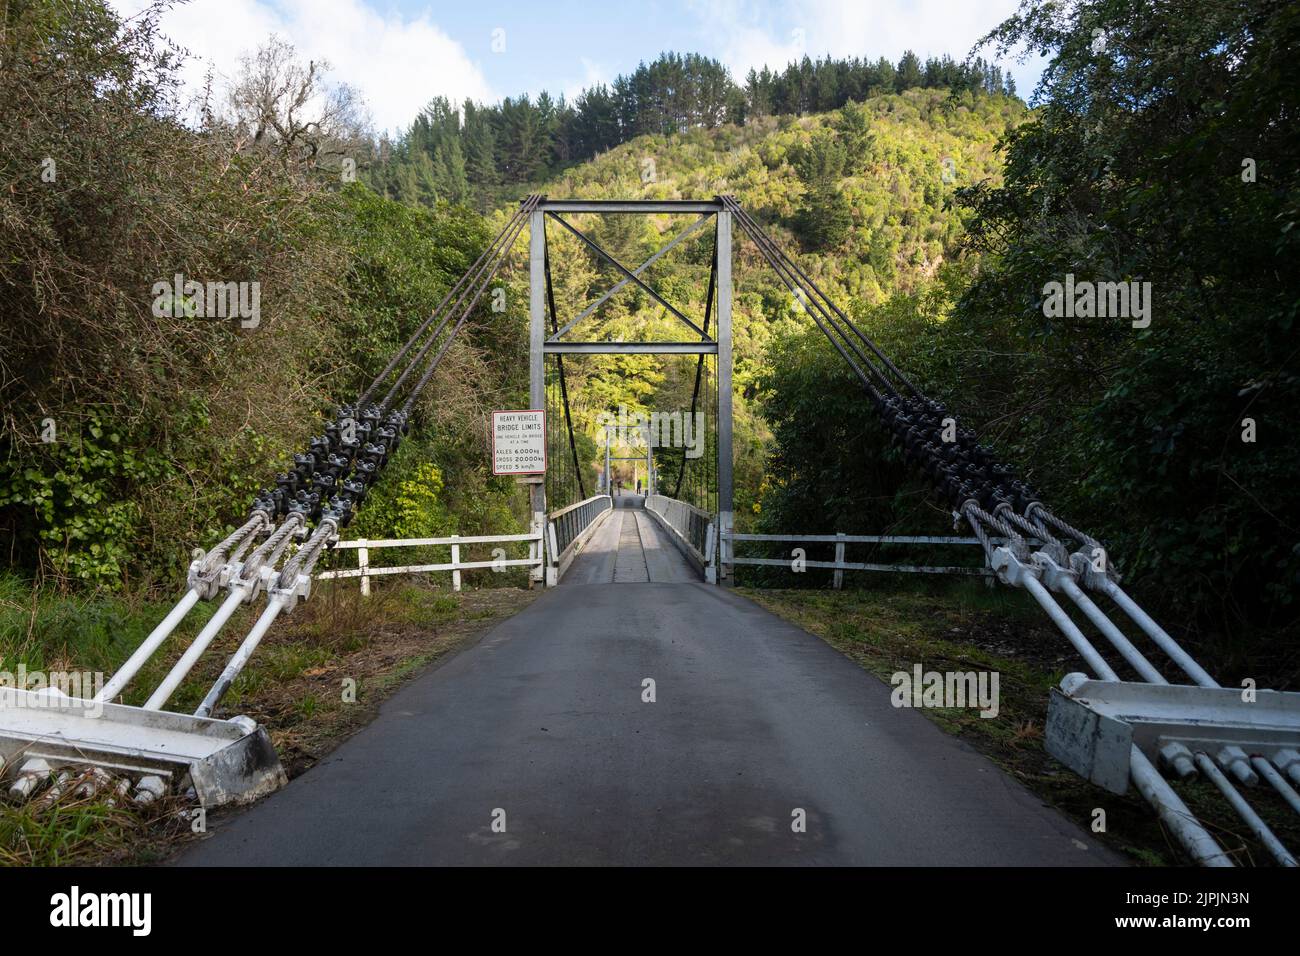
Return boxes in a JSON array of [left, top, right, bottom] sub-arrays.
[[688, 0, 1044, 94], [108, 0, 495, 135]]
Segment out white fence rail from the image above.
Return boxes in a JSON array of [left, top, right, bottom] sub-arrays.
[[318, 531, 545, 595], [723, 531, 1001, 585]]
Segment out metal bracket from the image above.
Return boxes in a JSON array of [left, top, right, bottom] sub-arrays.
[[990, 546, 1038, 587], [1046, 674, 1300, 796], [271, 571, 313, 613], [0, 687, 285, 807], [1033, 552, 1078, 592]]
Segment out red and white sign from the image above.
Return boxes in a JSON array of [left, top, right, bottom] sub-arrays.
[[491, 409, 546, 475]]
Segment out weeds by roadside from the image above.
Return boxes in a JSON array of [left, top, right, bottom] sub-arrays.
[[0, 573, 535, 865]]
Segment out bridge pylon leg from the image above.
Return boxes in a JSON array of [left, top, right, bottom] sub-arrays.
[[529, 207, 549, 586], [716, 208, 734, 585]]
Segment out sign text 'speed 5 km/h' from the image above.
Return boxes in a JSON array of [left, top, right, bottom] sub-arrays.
[[491, 410, 546, 475]]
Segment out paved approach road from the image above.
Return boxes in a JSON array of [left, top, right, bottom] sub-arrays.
[[180, 497, 1116, 866]]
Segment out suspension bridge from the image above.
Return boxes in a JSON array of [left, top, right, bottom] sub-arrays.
[[2, 198, 1298, 867]]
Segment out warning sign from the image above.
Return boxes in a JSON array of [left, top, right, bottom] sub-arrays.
[[491, 409, 546, 475]]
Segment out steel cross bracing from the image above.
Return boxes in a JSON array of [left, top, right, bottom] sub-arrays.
[[529, 197, 732, 581]]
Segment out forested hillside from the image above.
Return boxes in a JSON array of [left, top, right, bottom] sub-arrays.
[[5, 0, 1300, 875], [1, 0, 1022, 593], [3, 0, 1295, 661], [0, 2, 528, 590], [366, 49, 1017, 211], [495, 88, 1024, 521], [759, 0, 1300, 653]]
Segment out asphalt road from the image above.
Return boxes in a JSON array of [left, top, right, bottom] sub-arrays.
[[179, 520, 1118, 864]]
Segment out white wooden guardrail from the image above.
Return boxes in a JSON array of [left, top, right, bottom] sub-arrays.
[[318, 530, 545, 595], [723, 532, 1005, 585]]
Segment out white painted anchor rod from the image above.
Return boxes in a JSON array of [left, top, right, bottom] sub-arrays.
[[193, 594, 288, 718], [1194, 753, 1296, 867], [1055, 577, 1167, 684], [1101, 580, 1218, 688], [95, 588, 200, 702], [1021, 576, 1120, 681], [1251, 756, 1300, 816], [144, 586, 250, 711], [1130, 748, 1233, 867], [1019, 560, 1232, 866]]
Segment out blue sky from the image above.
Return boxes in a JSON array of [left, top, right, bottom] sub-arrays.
[[111, 0, 1046, 134]]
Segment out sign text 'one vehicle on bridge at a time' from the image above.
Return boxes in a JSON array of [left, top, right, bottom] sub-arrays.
[[491, 410, 546, 475]]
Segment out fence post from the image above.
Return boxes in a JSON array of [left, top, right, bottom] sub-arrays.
[[450, 534, 461, 592], [357, 540, 370, 598], [527, 513, 542, 589], [833, 532, 845, 590], [705, 523, 717, 585], [547, 521, 559, 587]]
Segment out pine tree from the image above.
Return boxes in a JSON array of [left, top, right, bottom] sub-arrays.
[[896, 50, 922, 91]]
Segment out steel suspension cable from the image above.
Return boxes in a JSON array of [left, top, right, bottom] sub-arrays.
[[673, 241, 717, 500], [396, 198, 538, 416], [380, 198, 538, 411], [724, 198, 896, 403], [357, 201, 534, 407], [731, 211, 888, 404], [724, 196, 923, 398]]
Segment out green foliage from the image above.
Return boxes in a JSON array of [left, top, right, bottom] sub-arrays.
[[0, 2, 521, 588], [370, 48, 1019, 211], [947, 0, 1300, 629], [326, 182, 489, 380], [525, 89, 1020, 524], [352, 461, 452, 542], [760, 0, 1299, 640], [791, 128, 852, 250], [0, 421, 165, 585], [754, 264, 976, 557]]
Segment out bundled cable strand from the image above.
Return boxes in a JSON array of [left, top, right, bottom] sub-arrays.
[[722, 195, 1040, 519], [355, 201, 535, 408], [98, 197, 540, 717], [397, 197, 538, 416], [191, 196, 541, 718], [251, 196, 540, 535], [727, 198, 1298, 868]]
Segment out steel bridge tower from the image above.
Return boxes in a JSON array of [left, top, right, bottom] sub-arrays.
[[527, 198, 734, 580]]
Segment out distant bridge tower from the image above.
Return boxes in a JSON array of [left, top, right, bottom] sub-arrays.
[[528, 198, 733, 579]]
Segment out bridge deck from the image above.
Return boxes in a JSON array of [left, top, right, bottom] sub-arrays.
[[563, 495, 698, 584], [178, 575, 1117, 866]]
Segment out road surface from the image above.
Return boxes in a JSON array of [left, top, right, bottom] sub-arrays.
[[180, 497, 1116, 866], [562, 495, 697, 584]]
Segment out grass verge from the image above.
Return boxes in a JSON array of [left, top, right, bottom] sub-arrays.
[[0, 574, 535, 865]]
